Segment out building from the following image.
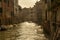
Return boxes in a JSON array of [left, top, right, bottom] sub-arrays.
[[47, 0, 60, 40], [34, 1, 43, 24], [33, 0, 51, 38], [27, 8, 38, 23], [40, 0, 60, 40], [14, 0, 19, 16], [12, 0, 20, 24], [0, 0, 14, 25], [18, 7, 38, 23]]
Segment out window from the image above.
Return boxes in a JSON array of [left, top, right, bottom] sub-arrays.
[[7, 0, 9, 6], [4, 0, 9, 6], [51, 0, 54, 2], [0, 0, 2, 2], [0, 8, 2, 13], [11, 12, 14, 16], [4, 0, 7, 3], [0, 19, 1, 25], [45, 0, 47, 3]]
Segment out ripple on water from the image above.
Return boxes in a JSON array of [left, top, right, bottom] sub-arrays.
[[0, 22, 48, 40]]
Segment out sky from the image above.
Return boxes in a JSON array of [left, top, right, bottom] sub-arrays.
[[18, 0, 40, 8]]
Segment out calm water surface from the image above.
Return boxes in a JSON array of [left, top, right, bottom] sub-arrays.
[[0, 22, 48, 40]]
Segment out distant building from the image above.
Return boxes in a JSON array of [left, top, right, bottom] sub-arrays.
[[33, 0, 47, 24], [28, 8, 38, 23], [20, 7, 38, 23]]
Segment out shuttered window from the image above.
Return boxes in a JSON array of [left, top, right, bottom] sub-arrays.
[[0, 8, 2, 13]]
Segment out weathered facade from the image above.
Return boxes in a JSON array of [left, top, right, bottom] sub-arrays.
[[12, 0, 20, 24], [48, 0, 60, 40], [14, 0, 18, 16], [34, 0, 47, 25], [0, 0, 21, 25], [0, 0, 14, 25], [41, 0, 60, 40]]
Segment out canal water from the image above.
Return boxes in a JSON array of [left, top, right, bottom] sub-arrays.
[[0, 22, 48, 40]]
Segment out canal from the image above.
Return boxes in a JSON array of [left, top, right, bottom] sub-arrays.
[[0, 22, 48, 40]]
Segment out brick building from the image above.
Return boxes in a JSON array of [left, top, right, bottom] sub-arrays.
[[40, 0, 60, 40], [0, 0, 14, 25], [47, 0, 60, 40]]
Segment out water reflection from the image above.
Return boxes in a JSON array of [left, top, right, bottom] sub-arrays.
[[0, 21, 48, 40]]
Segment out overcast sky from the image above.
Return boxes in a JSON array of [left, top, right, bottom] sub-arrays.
[[18, 0, 40, 8]]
